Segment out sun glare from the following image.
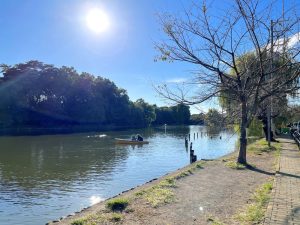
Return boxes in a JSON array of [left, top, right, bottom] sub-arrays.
[[86, 8, 109, 33]]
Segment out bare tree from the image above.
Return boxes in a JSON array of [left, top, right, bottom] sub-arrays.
[[155, 0, 300, 164]]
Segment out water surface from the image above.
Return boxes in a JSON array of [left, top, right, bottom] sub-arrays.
[[0, 125, 237, 225]]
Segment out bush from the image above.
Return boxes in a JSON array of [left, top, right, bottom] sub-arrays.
[[106, 198, 129, 211]]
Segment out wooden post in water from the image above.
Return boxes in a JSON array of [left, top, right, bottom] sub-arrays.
[[188, 134, 190, 141], [192, 155, 197, 163], [194, 133, 195, 139], [189, 141, 197, 163], [185, 137, 188, 148], [190, 151, 197, 163]]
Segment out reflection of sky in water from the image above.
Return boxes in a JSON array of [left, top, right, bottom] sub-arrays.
[[0, 126, 237, 225], [89, 195, 104, 205]]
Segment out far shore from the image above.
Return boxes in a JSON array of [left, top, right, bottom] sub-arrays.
[[0, 123, 205, 136]]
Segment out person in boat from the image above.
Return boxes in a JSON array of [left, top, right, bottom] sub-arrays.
[[136, 134, 143, 141], [131, 135, 137, 141]]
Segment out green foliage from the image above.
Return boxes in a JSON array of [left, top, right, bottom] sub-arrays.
[[105, 198, 129, 211], [134, 98, 156, 126], [0, 61, 159, 130], [153, 103, 190, 125], [247, 118, 263, 137], [189, 113, 205, 125], [205, 109, 224, 127], [237, 182, 273, 224]]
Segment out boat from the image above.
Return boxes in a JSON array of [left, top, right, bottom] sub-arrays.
[[115, 138, 149, 144]]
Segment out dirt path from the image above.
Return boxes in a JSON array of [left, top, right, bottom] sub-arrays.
[[50, 138, 281, 225]]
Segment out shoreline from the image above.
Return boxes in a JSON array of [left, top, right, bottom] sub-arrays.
[[48, 138, 279, 225], [47, 149, 238, 225]]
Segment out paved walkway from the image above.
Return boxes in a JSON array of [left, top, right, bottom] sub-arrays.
[[264, 138, 300, 225]]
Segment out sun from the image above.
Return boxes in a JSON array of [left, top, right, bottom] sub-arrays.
[[86, 8, 110, 33]]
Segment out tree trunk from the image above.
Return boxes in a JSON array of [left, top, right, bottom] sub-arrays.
[[260, 117, 276, 141], [238, 101, 247, 164]]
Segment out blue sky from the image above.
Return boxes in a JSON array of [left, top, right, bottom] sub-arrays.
[[0, 0, 295, 113]]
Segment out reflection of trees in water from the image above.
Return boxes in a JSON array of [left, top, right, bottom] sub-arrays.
[[206, 126, 235, 137], [0, 135, 129, 192], [153, 125, 190, 137]]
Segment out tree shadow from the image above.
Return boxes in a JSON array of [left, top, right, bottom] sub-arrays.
[[284, 206, 300, 224], [277, 171, 300, 179], [245, 164, 275, 176]]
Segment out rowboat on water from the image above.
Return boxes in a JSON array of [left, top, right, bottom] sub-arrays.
[[115, 138, 149, 144]]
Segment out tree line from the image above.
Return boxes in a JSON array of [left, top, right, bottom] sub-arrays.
[[0, 61, 194, 131]]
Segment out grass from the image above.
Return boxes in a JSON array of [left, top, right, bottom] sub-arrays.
[[247, 139, 281, 155], [71, 214, 104, 225], [207, 216, 226, 225], [135, 180, 175, 207], [109, 213, 123, 222], [71, 212, 123, 225], [135, 161, 205, 207], [106, 198, 129, 211], [236, 182, 273, 224], [225, 161, 247, 170], [71, 219, 86, 225], [176, 169, 193, 178], [224, 138, 281, 170], [143, 186, 175, 207]]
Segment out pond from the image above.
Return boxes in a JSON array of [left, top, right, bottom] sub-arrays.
[[0, 125, 238, 225]]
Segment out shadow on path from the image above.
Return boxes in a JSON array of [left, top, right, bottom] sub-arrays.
[[277, 171, 300, 179], [284, 206, 300, 224], [246, 165, 275, 176]]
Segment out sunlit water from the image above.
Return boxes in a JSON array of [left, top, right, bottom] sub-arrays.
[[0, 126, 237, 225]]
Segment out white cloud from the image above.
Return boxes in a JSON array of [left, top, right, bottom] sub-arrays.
[[269, 32, 300, 52], [166, 78, 187, 83]]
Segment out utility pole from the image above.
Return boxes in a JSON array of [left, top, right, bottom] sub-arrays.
[[267, 20, 274, 147]]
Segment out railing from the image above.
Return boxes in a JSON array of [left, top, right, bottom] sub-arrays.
[[292, 131, 300, 148]]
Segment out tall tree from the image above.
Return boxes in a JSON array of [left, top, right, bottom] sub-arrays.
[[220, 52, 296, 140], [156, 0, 300, 164]]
